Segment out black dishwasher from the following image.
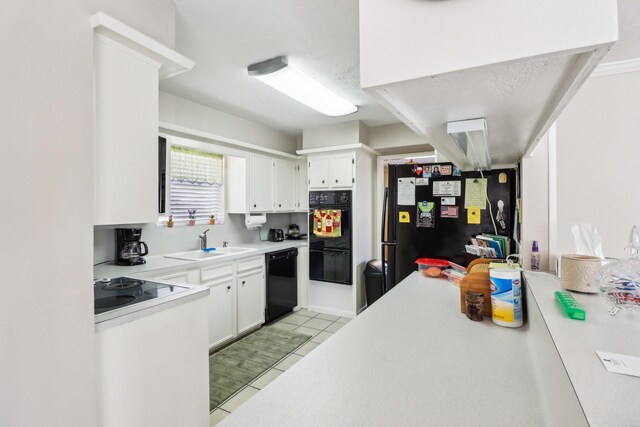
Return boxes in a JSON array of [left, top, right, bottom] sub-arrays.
[[265, 248, 298, 323]]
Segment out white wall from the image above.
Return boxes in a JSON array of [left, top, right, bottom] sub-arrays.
[[1, 1, 178, 425], [555, 69, 640, 260], [302, 120, 364, 149], [521, 134, 550, 270], [368, 123, 432, 153], [0, 1, 96, 425], [94, 214, 303, 264], [360, 0, 618, 87], [160, 91, 297, 154]]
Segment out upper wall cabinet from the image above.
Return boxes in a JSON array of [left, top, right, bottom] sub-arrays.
[[226, 154, 302, 214], [308, 154, 355, 190], [359, 0, 618, 170], [91, 12, 194, 225]]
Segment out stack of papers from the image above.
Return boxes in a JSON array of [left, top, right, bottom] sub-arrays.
[[465, 234, 511, 258]]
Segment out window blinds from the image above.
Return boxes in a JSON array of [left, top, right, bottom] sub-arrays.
[[170, 146, 224, 222]]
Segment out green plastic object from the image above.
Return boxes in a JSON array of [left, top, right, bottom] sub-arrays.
[[555, 291, 586, 320]]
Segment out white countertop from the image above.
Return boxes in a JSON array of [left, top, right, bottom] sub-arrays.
[[94, 239, 307, 279], [222, 272, 555, 426], [222, 271, 639, 426], [94, 240, 306, 330], [525, 271, 640, 427]]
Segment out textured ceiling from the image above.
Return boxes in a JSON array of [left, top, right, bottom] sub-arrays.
[[160, 0, 638, 140], [160, 0, 399, 136]]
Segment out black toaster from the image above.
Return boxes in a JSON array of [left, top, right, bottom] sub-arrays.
[[268, 228, 284, 242]]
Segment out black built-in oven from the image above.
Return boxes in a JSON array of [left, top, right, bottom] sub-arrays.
[[309, 190, 352, 285]]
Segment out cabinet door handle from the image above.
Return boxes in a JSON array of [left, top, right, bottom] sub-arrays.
[[242, 281, 246, 286], [278, 204, 281, 207], [253, 204, 257, 208], [226, 285, 231, 290], [322, 180, 325, 184], [335, 179, 338, 183]]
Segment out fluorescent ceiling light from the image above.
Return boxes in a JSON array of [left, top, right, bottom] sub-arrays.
[[248, 56, 358, 117], [447, 118, 491, 171]]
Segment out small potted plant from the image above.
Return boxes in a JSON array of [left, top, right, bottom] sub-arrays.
[[167, 214, 174, 228], [209, 214, 216, 225], [187, 209, 197, 226]]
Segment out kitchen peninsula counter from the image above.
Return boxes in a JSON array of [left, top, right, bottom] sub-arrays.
[[222, 271, 639, 426]]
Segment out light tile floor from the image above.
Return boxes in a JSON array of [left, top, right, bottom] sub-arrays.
[[209, 309, 352, 425]]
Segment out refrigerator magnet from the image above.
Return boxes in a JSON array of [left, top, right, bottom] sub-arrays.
[[416, 177, 429, 186], [399, 211, 410, 223], [417, 201, 435, 228], [441, 206, 459, 218], [441, 197, 456, 205], [452, 167, 462, 176], [467, 207, 481, 224], [440, 165, 452, 175]]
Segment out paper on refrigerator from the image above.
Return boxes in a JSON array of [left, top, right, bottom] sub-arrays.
[[397, 178, 415, 205]]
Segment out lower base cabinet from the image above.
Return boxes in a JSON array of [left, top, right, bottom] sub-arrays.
[[206, 278, 236, 349], [237, 269, 265, 335], [148, 255, 266, 351], [237, 256, 266, 335], [96, 297, 209, 427]]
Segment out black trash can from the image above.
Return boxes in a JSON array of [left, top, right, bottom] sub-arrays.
[[364, 259, 385, 307]]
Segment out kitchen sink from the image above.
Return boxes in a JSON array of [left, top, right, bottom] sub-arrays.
[[164, 247, 256, 261]]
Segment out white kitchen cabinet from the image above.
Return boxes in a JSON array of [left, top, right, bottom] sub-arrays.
[[93, 36, 159, 225], [228, 154, 302, 213], [308, 157, 330, 188], [205, 277, 236, 349], [274, 159, 296, 211], [91, 13, 193, 225], [295, 160, 308, 211], [200, 262, 237, 349], [236, 256, 265, 335], [329, 154, 355, 187], [249, 154, 275, 212], [153, 269, 199, 284], [308, 154, 355, 189], [96, 296, 209, 427]]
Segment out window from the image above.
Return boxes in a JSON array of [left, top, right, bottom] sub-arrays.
[[168, 145, 224, 224]]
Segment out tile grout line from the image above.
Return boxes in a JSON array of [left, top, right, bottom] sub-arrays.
[[211, 328, 312, 415], [211, 313, 351, 420]]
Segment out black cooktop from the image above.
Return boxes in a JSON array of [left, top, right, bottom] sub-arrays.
[[94, 277, 189, 315]]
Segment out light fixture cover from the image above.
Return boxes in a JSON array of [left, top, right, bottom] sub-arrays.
[[248, 56, 358, 117], [447, 118, 491, 171]]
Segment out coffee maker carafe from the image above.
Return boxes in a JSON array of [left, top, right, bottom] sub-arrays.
[[115, 228, 149, 266]]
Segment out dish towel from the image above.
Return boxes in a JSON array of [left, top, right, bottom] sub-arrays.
[[313, 209, 342, 238]]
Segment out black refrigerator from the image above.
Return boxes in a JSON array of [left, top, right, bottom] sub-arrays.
[[382, 163, 517, 289]]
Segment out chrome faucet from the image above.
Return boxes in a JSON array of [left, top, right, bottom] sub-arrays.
[[199, 229, 210, 250]]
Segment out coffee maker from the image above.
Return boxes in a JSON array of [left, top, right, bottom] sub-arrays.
[[115, 228, 149, 266]]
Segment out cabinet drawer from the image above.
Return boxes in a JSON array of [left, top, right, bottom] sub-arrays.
[[201, 262, 234, 282], [238, 256, 264, 273]]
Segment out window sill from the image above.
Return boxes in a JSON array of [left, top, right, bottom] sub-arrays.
[[156, 221, 222, 229]]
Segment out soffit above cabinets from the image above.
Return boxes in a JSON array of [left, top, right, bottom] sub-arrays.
[[91, 12, 195, 80], [360, 0, 618, 170]]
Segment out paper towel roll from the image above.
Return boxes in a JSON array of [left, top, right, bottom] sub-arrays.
[[244, 213, 267, 229], [560, 254, 602, 293]]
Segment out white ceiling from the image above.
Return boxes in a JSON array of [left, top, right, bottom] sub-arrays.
[[161, 0, 399, 137], [161, 0, 640, 141]]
